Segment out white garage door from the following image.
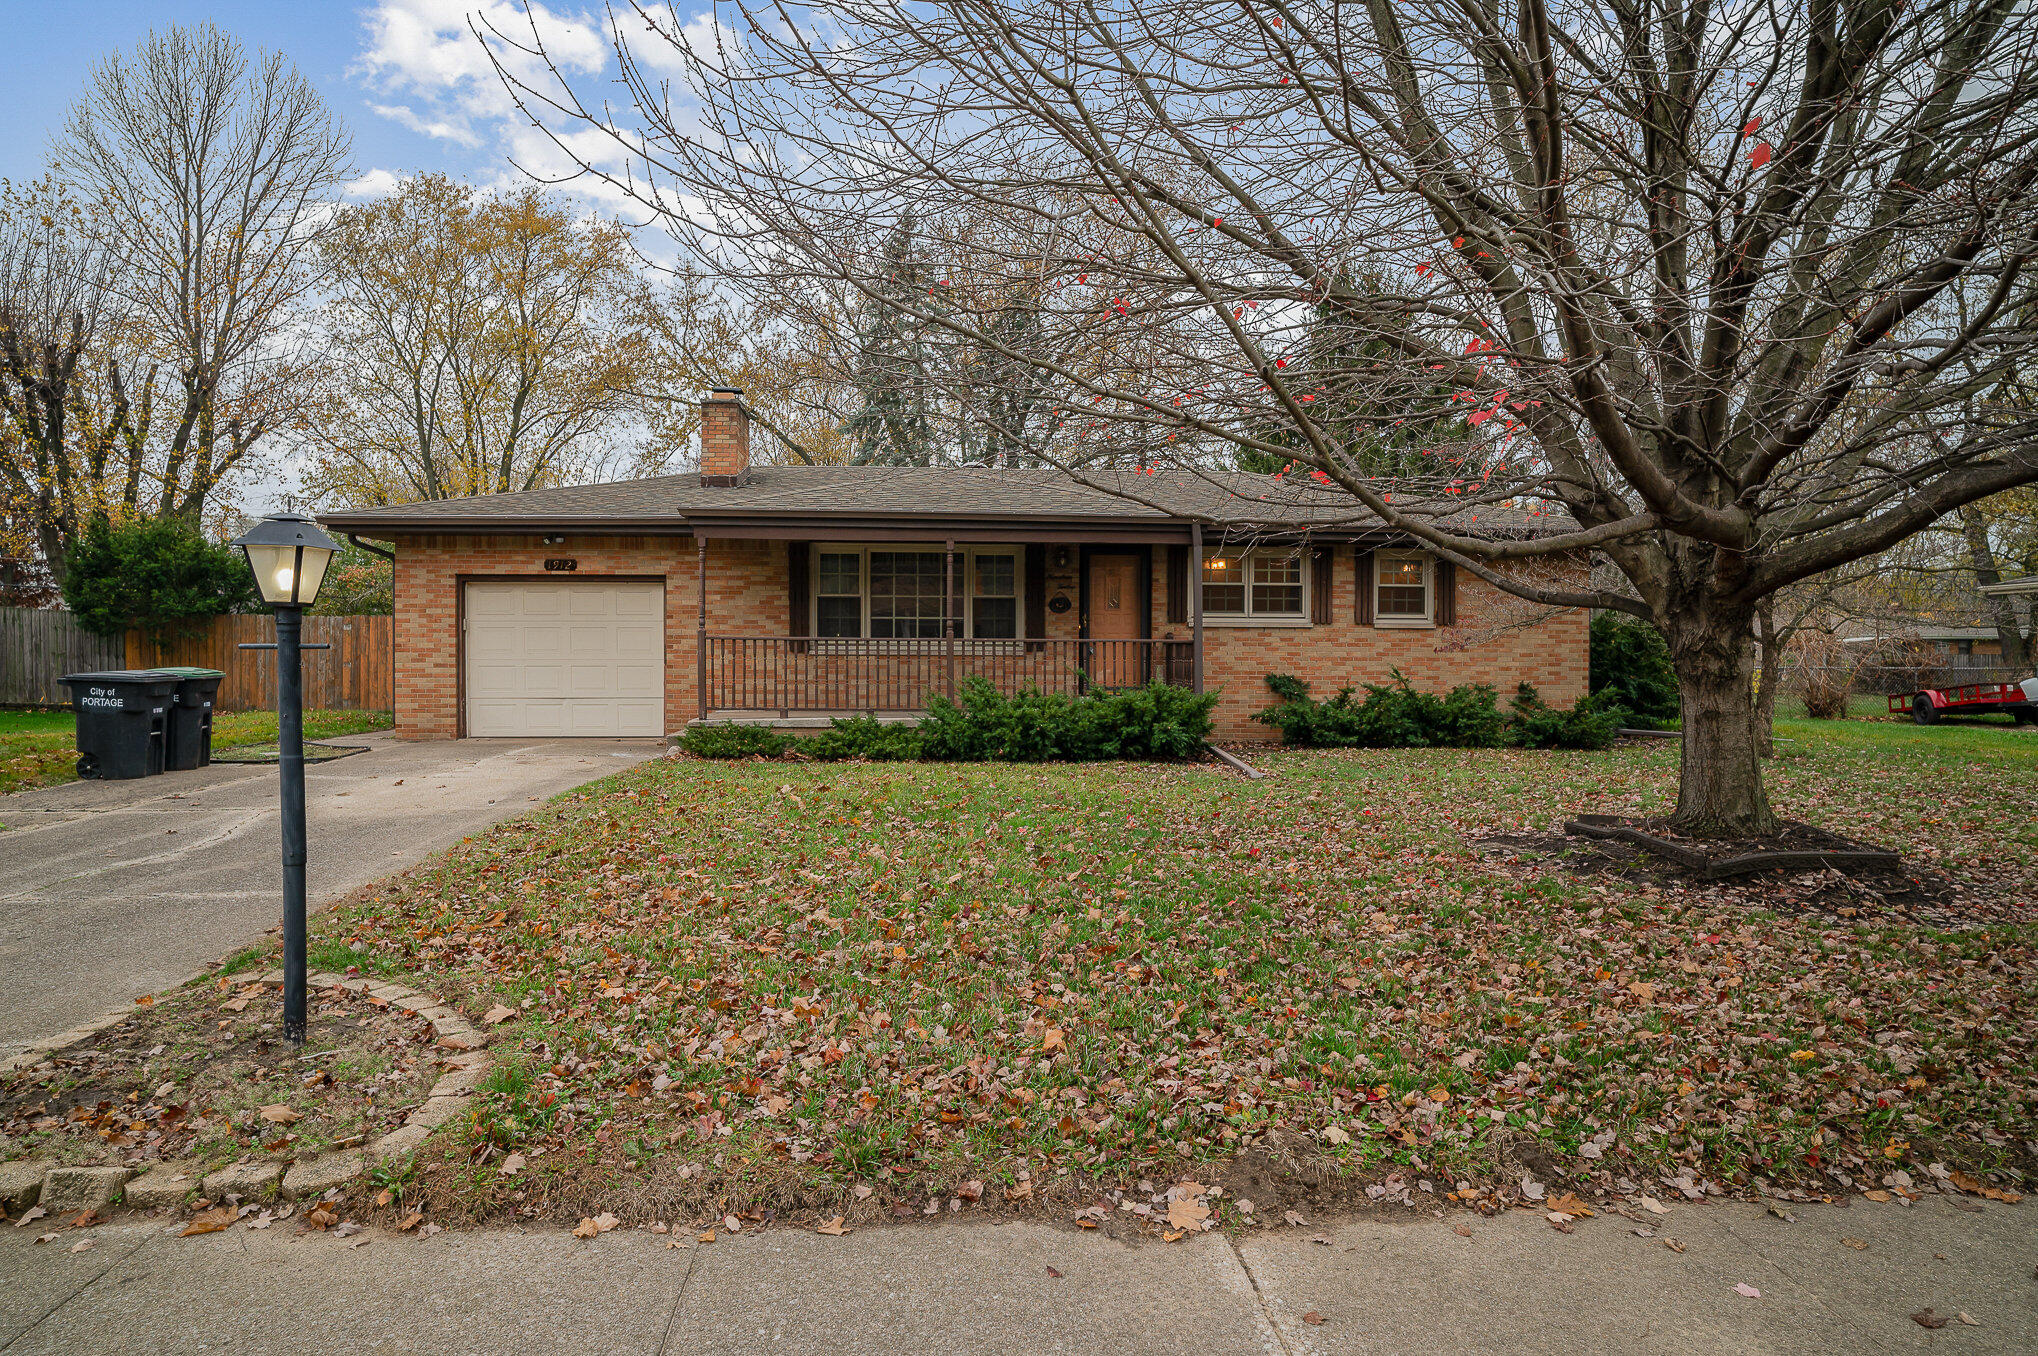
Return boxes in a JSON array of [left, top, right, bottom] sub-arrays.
[[463, 580, 665, 737]]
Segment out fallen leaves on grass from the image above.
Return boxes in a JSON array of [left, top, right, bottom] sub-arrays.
[[572, 1212, 619, 1239], [256, 1105, 302, 1125], [327, 741, 2038, 1221], [482, 1005, 517, 1025]]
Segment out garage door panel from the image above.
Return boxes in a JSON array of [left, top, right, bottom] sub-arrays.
[[615, 624, 663, 663], [615, 588, 663, 619], [463, 580, 665, 737]]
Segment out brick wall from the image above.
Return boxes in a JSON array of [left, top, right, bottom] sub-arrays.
[[391, 534, 1583, 740], [1182, 548, 1587, 736], [390, 534, 784, 738]]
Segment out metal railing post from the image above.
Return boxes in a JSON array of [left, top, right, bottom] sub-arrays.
[[1190, 522, 1205, 694], [944, 540, 957, 705], [696, 538, 708, 720]]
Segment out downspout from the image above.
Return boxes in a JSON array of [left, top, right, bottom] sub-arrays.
[[345, 533, 396, 561]]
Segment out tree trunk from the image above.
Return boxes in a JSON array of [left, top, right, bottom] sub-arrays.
[[1752, 604, 1780, 759], [1668, 613, 1779, 837]]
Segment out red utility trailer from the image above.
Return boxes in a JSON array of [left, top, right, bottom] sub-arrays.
[[1890, 680, 2038, 724]]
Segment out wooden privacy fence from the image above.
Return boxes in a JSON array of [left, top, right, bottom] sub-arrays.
[[124, 614, 394, 713], [0, 609, 124, 705]]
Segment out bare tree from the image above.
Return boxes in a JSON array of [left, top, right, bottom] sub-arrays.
[[497, 0, 2038, 835], [56, 22, 350, 523], [307, 174, 644, 505], [0, 177, 161, 587]]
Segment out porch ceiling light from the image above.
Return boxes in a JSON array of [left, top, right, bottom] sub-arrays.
[[233, 513, 339, 609]]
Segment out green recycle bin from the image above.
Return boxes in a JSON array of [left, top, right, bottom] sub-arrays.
[[153, 667, 226, 771]]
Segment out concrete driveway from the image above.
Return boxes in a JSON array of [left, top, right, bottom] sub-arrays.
[[0, 736, 662, 1058]]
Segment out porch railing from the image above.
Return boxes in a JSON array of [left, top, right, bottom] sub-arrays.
[[698, 636, 1195, 717]]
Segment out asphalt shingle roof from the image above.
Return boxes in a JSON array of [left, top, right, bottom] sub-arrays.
[[318, 464, 1540, 535]]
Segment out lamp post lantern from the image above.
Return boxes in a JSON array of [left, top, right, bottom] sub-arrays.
[[232, 513, 339, 1042]]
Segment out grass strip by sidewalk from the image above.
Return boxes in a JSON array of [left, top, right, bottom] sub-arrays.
[[0, 708, 392, 795], [325, 717, 2037, 1227]]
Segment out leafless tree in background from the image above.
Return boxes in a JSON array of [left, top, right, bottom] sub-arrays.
[[496, 0, 2038, 834], [56, 21, 350, 525]]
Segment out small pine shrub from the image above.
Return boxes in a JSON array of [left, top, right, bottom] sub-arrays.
[[1252, 671, 1506, 748], [918, 676, 1215, 762], [1256, 673, 1615, 750], [1507, 683, 1623, 750], [1589, 612, 1680, 727], [806, 716, 923, 761], [677, 724, 792, 759]]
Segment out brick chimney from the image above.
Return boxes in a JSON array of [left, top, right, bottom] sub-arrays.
[[699, 387, 750, 486]]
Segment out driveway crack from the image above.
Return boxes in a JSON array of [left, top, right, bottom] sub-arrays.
[[653, 1237, 702, 1355], [1224, 1232, 1300, 1356], [0, 1226, 159, 1352]]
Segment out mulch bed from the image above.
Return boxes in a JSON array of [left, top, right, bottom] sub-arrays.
[[0, 977, 440, 1175], [1471, 816, 2018, 923]]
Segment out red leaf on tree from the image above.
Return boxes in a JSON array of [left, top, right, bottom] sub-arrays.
[[1742, 117, 1761, 136], [1750, 142, 1772, 169]]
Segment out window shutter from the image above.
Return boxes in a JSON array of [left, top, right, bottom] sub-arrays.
[[787, 542, 810, 636], [1025, 544, 1047, 644], [1311, 547, 1333, 625], [947, 547, 964, 636], [1166, 544, 1188, 625], [1355, 550, 1375, 626], [1434, 558, 1457, 627]]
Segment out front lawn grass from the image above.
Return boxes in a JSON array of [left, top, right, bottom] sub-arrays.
[[328, 719, 2037, 1227], [0, 708, 391, 796]]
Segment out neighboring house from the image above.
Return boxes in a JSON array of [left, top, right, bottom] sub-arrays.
[[1841, 625, 2013, 659], [318, 390, 1587, 741]]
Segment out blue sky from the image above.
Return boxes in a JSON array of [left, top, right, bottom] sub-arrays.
[[3, 1, 691, 511], [0, 1, 660, 202]]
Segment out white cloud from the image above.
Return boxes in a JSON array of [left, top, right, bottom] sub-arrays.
[[343, 168, 406, 199], [353, 1, 610, 152], [367, 103, 485, 147]]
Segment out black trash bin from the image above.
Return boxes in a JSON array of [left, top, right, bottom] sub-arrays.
[[57, 670, 178, 780], [154, 666, 226, 771]]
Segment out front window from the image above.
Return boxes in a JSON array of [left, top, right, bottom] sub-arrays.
[[1250, 552, 1304, 615], [812, 546, 1022, 640], [972, 553, 1017, 639], [816, 552, 862, 637], [1202, 547, 1305, 619], [1202, 552, 1245, 613], [1376, 553, 1429, 623], [869, 551, 947, 638]]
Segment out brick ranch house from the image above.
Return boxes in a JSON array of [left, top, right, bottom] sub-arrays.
[[318, 390, 1587, 741]]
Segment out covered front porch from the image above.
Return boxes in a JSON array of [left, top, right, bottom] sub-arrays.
[[685, 522, 1210, 724]]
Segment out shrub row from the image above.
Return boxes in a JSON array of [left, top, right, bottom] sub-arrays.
[[1252, 671, 1624, 750], [676, 677, 1218, 763]]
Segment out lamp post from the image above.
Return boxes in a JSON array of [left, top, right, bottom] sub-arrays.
[[231, 513, 338, 1043]]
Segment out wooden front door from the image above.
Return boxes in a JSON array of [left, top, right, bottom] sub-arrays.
[[1085, 552, 1144, 686]]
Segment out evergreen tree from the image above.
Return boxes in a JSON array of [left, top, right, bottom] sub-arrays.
[[1240, 272, 1453, 479], [843, 216, 937, 465]]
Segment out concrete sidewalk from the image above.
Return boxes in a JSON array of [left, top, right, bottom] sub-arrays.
[[0, 737, 661, 1058], [1, 1194, 2029, 1354]]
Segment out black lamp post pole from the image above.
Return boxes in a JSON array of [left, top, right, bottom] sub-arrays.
[[276, 602, 308, 1043]]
